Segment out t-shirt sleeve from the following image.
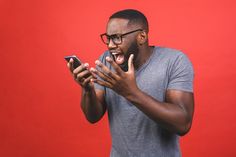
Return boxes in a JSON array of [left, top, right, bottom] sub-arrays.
[[167, 53, 194, 92]]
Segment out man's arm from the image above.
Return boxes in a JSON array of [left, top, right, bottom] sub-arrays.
[[126, 89, 194, 136], [67, 59, 107, 123], [81, 89, 107, 123]]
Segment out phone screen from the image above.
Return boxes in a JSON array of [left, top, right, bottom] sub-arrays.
[[64, 55, 82, 69]]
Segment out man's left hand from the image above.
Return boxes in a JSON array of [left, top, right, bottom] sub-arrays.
[[90, 54, 139, 98]]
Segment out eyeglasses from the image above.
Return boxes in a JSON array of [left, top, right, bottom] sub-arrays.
[[100, 29, 143, 45]]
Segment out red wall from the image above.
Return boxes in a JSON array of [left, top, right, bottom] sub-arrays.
[[1, 0, 236, 156]]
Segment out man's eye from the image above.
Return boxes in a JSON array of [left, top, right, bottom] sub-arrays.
[[112, 36, 120, 41]]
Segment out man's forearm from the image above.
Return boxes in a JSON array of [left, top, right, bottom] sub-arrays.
[[125, 89, 192, 136], [81, 89, 106, 123]]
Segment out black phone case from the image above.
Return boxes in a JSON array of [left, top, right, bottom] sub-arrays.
[[64, 55, 82, 69]]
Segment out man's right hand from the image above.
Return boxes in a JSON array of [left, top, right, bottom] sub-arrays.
[[67, 58, 96, 90]]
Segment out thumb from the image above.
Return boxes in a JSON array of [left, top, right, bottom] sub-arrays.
[[84, 78, 95, 91], [89, 79, 95, 88], [128, 54, 134, 72]]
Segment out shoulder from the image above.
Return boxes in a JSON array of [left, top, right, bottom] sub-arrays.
[[153, 47, 194, 92], [153, 46, 193, 67], [154, 46, 188, 60]]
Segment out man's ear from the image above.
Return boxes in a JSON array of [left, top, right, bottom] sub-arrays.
[[137, 31, 148, 45]]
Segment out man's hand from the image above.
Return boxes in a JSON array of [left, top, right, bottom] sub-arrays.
[[67, 58, 96, 91], [91, 54, 139, 97]]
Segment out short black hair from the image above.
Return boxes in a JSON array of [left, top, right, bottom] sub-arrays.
[[109, 9, 149, 32]]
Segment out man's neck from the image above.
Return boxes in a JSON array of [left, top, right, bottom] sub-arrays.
[[134, 45, 154, 70]]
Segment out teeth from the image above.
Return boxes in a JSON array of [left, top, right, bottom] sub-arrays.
[[112, 53, 119, 55], [112, 53, 120, 59]]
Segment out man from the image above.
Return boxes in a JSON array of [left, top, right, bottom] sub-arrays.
[[67, 9, 194, 157]]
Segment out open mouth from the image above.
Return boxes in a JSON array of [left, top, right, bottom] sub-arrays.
[[111, 52, 125, 65]]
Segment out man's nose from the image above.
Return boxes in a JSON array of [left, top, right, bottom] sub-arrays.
[[108, 39, 117, 49]]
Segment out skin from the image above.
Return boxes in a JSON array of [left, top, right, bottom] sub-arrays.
[[67, 18, 194, 136]]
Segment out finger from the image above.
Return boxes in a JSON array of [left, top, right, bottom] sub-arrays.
[[128, 54, 134, 72], [90, 67, 114, 84], [94, 60, 116, 80], [88, 79, 95, 89], [89, 68, 98, 79], [73, 63, 89, 74], [81, 75, 93, 87], [95, 60, 117, 78], [105, 57, 123, 76], [67, 58, 74, 72], [76, 69, 91, 82], [92, 79, 113, 88]]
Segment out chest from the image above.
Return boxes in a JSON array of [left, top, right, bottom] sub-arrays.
[[135, 60, 170, 102]]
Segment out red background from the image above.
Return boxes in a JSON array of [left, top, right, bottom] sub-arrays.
[[1, 0, 236, 156]]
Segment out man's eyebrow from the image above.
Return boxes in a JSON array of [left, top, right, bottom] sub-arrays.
[[107, 33, 120, 37]]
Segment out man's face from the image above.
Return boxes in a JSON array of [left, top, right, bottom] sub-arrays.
[[106, 18, 140, 71]]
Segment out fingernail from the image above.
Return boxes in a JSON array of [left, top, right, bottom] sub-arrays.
[[95, 60, 101, 65], [106, 57, 112, 62], [90, 67, 97, 72], [84, 63, 89, 67], [91, 79, 97, 82]]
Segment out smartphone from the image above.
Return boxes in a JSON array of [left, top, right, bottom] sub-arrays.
[[64, 55, 82, 69]]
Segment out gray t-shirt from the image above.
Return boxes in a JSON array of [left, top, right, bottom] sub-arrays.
[[95, 46, 194, 157]]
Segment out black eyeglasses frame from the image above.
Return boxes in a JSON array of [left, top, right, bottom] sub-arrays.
[[100, 29, 143, 45]]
